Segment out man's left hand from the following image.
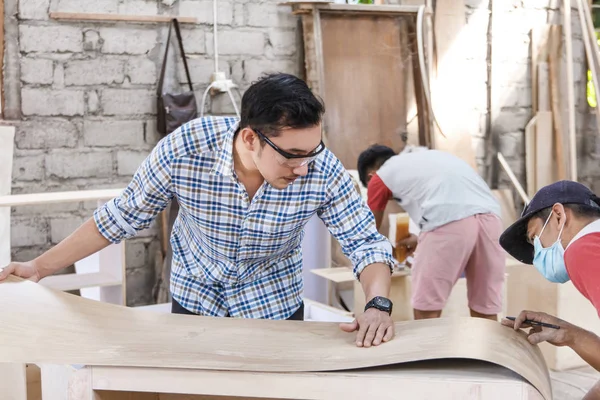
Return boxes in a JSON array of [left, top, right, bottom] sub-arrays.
[[340, 308, 395, 347]]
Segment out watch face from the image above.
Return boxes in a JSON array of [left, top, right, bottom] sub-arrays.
[[375, 297, 391, 308]]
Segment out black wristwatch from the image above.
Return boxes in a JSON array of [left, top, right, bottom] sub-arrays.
[[364, 296, 393, 315]]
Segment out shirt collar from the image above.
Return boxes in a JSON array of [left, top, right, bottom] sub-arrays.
[[565, 218, 600, 251], [211, 121, 239, 177]]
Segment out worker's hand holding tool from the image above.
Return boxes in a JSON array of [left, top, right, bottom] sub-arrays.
[[396, 233, 418, 257], [501, 310, 573, 347], [339, 307, 395, 348], [0, 261, 41, 283]]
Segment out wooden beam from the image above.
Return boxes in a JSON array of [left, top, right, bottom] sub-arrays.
[[408, 19, 431, 147], [0, 0, 5, 118], [49, 12, 198, 24], [525, 116, 537, 197], [0, 126, 15, 267], [579, 0, 600, 136], [285, 2, 421, 16], [497, 152, 530, 204], [0, 188, 123, 207], [562, 0, 577, 180], [548, 25, 567, 181]]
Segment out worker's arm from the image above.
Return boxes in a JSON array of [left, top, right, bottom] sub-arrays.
[[317, 164, 395, 348], [1, 132, 176, 282], [366, 173, 392, 231], [372, 210, 384, 230], [0, 218, 110, 281], [358, 262, 392, 303], [502, 310, 600, 371]]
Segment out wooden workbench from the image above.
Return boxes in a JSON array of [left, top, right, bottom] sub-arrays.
[[38, 359, 545, 400]]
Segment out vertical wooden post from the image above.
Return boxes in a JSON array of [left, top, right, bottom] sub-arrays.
[[0, 0, 5, 117], [563, 0, 578, 180], [0, 126, 14, 266], [0, 363, 27, 400]]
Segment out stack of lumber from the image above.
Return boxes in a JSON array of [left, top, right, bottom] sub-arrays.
[[527, 2, 600, 196], [527, 24, 568, 196]]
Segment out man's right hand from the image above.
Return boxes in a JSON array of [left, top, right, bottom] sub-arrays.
[[396, 234, 418, 257], [501, 310, 575, 347], [0, 261, 41, 283]]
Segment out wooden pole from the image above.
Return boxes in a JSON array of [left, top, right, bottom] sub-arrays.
[[563, 0, 578, 181], [497, 152, 531, 204]]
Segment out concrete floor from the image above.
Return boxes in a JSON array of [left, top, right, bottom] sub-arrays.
[[551, 366, 600, 399]]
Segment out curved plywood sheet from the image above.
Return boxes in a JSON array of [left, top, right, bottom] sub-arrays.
[[0, 276, 551, 399]]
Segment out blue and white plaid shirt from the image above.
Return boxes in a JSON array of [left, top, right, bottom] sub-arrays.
[[94, 116, 394, 319]]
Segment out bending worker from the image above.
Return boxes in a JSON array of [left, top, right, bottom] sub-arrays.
[[499, 180, 600, 399], [357, 144, 505, 321], [0, 73, 397, 348]]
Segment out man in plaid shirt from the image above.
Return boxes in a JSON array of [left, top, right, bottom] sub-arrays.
[[1, 73, 396, 348]]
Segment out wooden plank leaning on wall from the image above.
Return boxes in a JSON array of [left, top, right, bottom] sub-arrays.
[[431, 0, 477, 170]]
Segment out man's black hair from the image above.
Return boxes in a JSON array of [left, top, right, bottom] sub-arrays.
[[239, 72, 325, 138], [530, 203, 600, 223], [357, 144, 396, 187]]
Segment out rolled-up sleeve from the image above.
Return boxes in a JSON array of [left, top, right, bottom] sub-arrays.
[[94, 135, 175, 244], [317, 157, 395, 279]]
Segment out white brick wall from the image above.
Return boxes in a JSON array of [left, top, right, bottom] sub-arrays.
[[99, 27, 158, 54], [126, 57, 157, 85], [179, 0, 234, 25], [101, 89, 156, 115], [16, 119, 79, 149], [20, 25, 83, 53], [46, 150, 113, 179], [19, 0, 50, 20], [65, 58, 126, 86], [83, 120, 146, 147], [21, 58, 54, 84], [22, 89, 85, 116]]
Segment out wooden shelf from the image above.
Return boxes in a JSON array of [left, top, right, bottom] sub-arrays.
[[284, 2, 422, 16], [39, 272, 122, 292], [0, 188, 123, 207], [49, 12, 198, 24]]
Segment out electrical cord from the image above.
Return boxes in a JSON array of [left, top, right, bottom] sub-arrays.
[[199, 0, 241, 119]]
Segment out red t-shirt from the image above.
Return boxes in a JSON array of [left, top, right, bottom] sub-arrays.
[[564, 229, 600, 317], [366, 173, 392, 212]]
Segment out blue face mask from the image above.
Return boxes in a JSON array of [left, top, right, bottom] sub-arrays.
[[532, 211, 570, 283]]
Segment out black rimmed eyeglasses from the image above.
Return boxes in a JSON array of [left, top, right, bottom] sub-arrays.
[[254, 128, 326, 167]]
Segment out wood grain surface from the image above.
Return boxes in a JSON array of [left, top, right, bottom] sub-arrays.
[[319, 13, 408, 169], [0, 276, 552, 399]]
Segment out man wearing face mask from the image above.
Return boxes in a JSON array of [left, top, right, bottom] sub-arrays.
[[498, 180, 600, 398]]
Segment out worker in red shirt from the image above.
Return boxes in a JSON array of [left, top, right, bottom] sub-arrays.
[[499, 180, 600, 399]]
